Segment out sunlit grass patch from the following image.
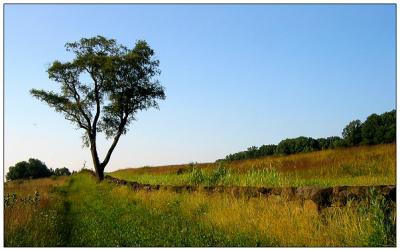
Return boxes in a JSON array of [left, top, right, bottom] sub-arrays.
[[130, 187, 394, 247], [4, 172, 395, 247], [4, 176, 69, 246], [110, 144, 395, 187]]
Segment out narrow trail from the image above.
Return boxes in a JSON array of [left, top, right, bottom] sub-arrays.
[[53, 178, 75, 246]]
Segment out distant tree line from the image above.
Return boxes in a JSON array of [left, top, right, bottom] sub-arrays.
[[6, 158, 71, 181], [220, 109, 396, 162]]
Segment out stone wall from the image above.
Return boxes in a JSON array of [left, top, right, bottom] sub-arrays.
[[105, 175, 395, 210]]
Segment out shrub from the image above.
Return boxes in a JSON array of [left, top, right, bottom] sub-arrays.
[[4, 193, 17, 208], [244, 168, 281, 187], [208, 164, 230, 186], [189, 167, 207, 185], [366, 188, 396, 246]]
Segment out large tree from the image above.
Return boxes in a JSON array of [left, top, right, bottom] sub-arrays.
[[31, 36, 165, 180]]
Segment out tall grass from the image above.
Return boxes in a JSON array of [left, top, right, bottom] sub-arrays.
[[5, 144, 396, 246], [127, 185, 396, 246], [62, 173, 273, 246], [111, 144, 395, 187], [4, 173, 395, 247], [4, 176, 69, 246], [187, 164, 284, 187], [364, 188, 396, 246]]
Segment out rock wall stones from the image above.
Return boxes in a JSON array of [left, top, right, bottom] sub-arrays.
[[104, 175, 396, 210]]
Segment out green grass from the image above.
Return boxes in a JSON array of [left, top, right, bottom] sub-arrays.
[[5, 172, 396, 247], [4, 144, 396, 247], [111, 165, 395, 188], [57, 173, 278, 246], [110, 144, 395, 187], [110, 165, 286, 187]]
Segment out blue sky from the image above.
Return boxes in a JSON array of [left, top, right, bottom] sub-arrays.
[[4, 4, 396, 172]]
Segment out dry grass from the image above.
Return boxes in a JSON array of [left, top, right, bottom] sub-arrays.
[[231, 143, 395, 172], [5, 176, 68, 210], [4, 144, 396, 246], [120, 188, 377, 246], [111, 144, 395, 187], [4, 173, 394, 246], [5, 176, 68, 194], [4, 176, 68, 246], [114, 163, 214, 175], [114, 144, 395, 174]]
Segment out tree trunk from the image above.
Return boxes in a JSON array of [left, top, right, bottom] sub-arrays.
[[87, 118, 125, 182], [95, 166, 104, 181], [89, 136, 104, 181], [92, 156, 104, 181]]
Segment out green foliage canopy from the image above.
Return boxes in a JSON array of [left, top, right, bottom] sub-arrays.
[[342, 119, 363, 146], [30, 36, 165, 180], [53, 167, 72, 176], [6, 158, 52, 181]]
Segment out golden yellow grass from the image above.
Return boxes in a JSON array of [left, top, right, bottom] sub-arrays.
[[110, 185, 375, 246], [231, 143, 395, 173], [115, 143, 395, 174], [111, 144, 395, 187], [4, 177, 68, 234], [114, 162, 214, 175], [5, 173, 393, 246]]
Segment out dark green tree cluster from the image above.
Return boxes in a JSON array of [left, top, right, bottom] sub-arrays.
[[343, 110, 396, 146], [316, 136, 345, 150], [221, 109, 395, 162], [53, 167, 71, 176], [6, 158, 71, 181], [276, 137, 320, 155], [223, 136, 343, 161], [224, 145, 277, 161]]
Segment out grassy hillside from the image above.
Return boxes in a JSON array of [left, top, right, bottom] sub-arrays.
[[4, 172, 396, 247], [110, 143, 395, 187]]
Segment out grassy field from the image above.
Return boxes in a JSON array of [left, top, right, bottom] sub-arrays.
[[4, 176, 69, 246], [4, 172, 396, 247], [4, 144, 396, 247], [110, 144, 395, 187]]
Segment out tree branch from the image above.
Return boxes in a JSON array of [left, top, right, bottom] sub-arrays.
[[72, 88, 92, 131], [101, 113, 128, 169], [30, 89, 89, 131], [89, 70, 101, 135], [63, 78, 92, 131]]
